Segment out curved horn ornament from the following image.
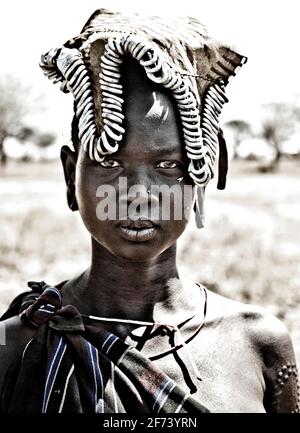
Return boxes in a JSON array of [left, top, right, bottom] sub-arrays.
[[40, 33, 241, 187]]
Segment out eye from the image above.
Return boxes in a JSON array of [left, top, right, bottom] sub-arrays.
[[99, 158, 122, 168], [156, 161, 180, 169]]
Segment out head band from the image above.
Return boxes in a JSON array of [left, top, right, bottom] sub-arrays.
[[40, 9, 247, 187]]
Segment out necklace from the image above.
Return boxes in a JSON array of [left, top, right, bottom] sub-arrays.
[[82, 285, 207, 381]]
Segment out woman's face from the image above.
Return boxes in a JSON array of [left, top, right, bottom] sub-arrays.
[[74, 61, 195, 261]]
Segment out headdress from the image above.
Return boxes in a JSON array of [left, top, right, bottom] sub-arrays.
[[40, 9, 246, 190]]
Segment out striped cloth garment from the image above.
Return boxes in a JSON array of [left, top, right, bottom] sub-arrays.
[[0, 281, 209, 413]]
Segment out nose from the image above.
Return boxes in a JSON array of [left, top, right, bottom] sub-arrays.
[[119, 166, 159, 215], [127, 185, 150, 204]]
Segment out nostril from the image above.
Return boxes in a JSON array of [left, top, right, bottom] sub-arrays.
[[118, 182, 161, 211], [126, 185, 155, 203]]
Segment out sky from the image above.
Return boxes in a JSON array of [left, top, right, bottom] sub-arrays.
[[0, 0, 299, 139]]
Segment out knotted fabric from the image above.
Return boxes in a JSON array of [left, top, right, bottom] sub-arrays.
[[0, 281, 209, 413]]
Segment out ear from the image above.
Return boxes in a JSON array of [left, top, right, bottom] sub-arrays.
[[60, 145, 78, 211], [60, 145, 77, 184]]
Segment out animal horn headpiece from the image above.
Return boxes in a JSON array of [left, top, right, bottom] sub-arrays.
[[40, 9, 247, 189]]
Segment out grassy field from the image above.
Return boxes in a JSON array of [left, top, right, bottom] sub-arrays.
[[0, 158, 299, 365]]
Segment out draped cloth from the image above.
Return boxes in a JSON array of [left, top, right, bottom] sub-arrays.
[[0, 281, 209, 413]]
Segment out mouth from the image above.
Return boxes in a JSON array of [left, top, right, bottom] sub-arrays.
[[117, 219, 159, 242]]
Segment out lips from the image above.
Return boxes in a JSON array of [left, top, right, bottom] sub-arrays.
[[117, 219, 159, 242], [119, 219, 157, 229]]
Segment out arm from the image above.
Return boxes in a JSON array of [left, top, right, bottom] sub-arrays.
[[0, 316, 38, 402], [257, 313, 300, 413]]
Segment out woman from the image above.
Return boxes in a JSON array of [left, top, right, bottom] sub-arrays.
[[0, 9, 299, 413]]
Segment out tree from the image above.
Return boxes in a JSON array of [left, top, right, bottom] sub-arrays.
[[0, 75, 32, 164], [36, 132, 56, 148], [260, 102, 300, 169], [224, 120, 252, 159]]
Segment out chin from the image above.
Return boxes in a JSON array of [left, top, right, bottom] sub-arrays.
[[90, 223, 183, 262], [108, 241, 166, 262]]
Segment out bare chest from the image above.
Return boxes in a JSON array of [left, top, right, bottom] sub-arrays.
[[125, 323, 266, 413]]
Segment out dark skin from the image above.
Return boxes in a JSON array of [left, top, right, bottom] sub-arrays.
[[0, 60, 299, 412], [61, 61, 195, 323]]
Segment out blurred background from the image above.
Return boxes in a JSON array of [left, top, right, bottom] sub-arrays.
[[0, 0, 299, 365]]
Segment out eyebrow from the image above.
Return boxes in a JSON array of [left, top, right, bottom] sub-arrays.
[[116, 147, 184, 159], [149, 148, 184, 157]]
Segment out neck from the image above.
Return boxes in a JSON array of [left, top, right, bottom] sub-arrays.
[[63, 238, 182, 321]]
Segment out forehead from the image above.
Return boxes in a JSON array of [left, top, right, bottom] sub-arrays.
[[116, 58, 184, 158]]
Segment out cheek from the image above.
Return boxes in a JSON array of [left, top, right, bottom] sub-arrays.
[[76, 174, 97, 218], [75, 172, 107, 241], [163, 218, 189, 241], [182, 187, 195, 221], [162, 183, 195, 223], [159, 188, 193, 246], [159, 184, 195, 245]]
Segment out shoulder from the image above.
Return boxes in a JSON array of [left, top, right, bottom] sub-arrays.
[[244, 304, 299, 412], [205, 289, 299, 412], [0, 316, 38, 393], [206, 289, 294, 357], [206, 288, 285, 330]]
